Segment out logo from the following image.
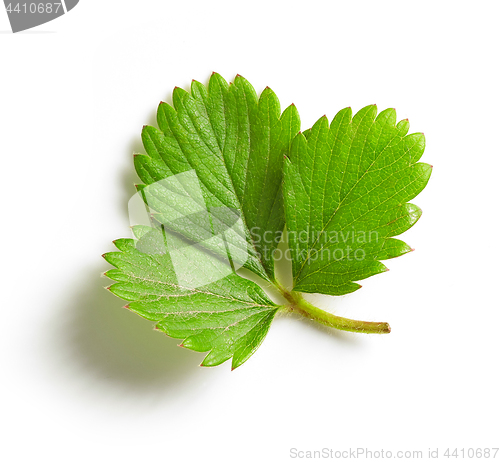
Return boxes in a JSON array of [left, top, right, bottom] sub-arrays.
[[3, 1, 79, 33], [128, 170, 249, 289]]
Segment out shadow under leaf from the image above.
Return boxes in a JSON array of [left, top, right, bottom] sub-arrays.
[[57, 264, 206, 393]]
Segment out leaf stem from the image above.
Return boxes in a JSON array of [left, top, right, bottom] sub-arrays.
[[276, 283, 391, 334]]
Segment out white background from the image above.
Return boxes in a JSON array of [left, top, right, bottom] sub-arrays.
[[1, 1, 499, 461]]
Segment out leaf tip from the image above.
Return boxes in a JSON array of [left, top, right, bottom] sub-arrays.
[[410, 247, 415, 252], [123, 304, 130, 310]]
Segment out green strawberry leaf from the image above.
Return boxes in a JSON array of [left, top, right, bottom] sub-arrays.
[[104, 227, 279, 369], [104, 75, 432, 369], [283, 105, 432, 296], [135, 72, 300, 282]]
